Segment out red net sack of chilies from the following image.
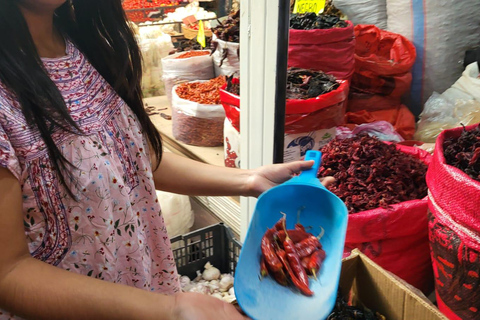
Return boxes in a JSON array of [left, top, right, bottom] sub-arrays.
[[427, 124, 480, 320], [319, 136, 433, 292]]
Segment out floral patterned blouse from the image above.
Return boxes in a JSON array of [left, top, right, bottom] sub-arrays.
[[0, 41, 180, 319]]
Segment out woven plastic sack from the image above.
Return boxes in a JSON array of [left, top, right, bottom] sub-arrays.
[[212, 38, 240, 77], [386, 0, 480, 115], [288, 21, 355, 80], [333, 0, 387, 30], [427, 124, 480, 320], [344, 144, 433, 293], [219, 80, 349, 163], [349, 24, 416, 111], [171, 82, 225, 147], [162, 51, 214, 104]]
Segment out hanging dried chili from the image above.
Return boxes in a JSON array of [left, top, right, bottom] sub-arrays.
[[319, 134, 428, 214], [444, 124, 480, 181]]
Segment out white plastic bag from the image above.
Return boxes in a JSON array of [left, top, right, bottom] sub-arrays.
[[162, 52, 215, 104], [386, 0, 480, 113], [212, 38, 240, 77], [156, 190, 194, 238], [333, 0, 387, 30], [224, 118, 241, 168], [414, 92, 480, 143], [446, 62, 480, 102], [138, 28, 174, 97], [171, 83, 225, 147]]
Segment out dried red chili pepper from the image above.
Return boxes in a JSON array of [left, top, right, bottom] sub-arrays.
[[277, 247, 313, 296], [273, 216, 286, 231], [282, 219, 313, 296], [301, 255, 310, 270], [295, 236, 322, 258], [261, 228, 283, 273], [295, 223, 306, 232], [275, 229, 310, 244], [307, 249, 326, 276]]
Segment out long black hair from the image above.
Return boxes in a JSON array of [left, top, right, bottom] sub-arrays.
[[0, 0, 162, 196]]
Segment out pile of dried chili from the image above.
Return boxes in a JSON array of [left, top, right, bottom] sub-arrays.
[[443, 124, 480, 181], [290, 13, 347, 30], [169, 38, 212, 54], [212, 10, 240, 43], [319, 134, 428, 214], [286, 68, 339, 99], [327, 292, 386, 320], [175, 51, 210, 59], [175, 76, 226, 105], [225, 68, 339, 100], [260, 215, 325, 296]]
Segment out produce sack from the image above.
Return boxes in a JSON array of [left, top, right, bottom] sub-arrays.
[[162, 51, 215, 104], [386, 0, 480, 115], [219, 80, 348, 166], [288, 21, 355, 80], [171, 82, 225, 147], [138, 29, 173, 97], [333, 0, 387, 30], [212, 38, 240, 77], [427, 124, 480, 320], [336, 143, 433, 292], [346, 104, 416, 140], [349, 24, 416, 111], [155, 190, 194, 238]]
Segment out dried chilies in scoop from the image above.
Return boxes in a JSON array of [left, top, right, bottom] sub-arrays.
[[259, 215, 326, 296], [319, 134, 428, 214], [443, 124, 480, 181]]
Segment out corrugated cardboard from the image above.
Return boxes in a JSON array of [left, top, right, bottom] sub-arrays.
[[340, 249, 447, 320]]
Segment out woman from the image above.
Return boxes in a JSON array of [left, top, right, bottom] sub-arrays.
[[0, 1, 330, 319]]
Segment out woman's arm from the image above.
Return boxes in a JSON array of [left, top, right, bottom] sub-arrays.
[[0, 168, 246, 320], [152, 152, 316, 197]]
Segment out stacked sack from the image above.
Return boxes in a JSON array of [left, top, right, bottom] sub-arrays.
[[427, 124, 480, 320], [346, 24, 417, 140], [220, 70, 349, 167]]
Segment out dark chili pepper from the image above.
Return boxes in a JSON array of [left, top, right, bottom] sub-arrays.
[[275, 229, 310, 243], [307, 249, 326, 276], [261, 228, 283, 272], [277, 247, 313, 296], [295, 236, 322, 258], [260, 256, 268, 278], [270, 268, 288, 286]]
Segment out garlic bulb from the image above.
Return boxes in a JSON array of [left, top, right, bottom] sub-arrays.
[[219, 274, 234, 292], [202, 262, 221, 281]]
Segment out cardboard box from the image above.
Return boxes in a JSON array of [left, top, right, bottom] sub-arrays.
[[340, 249, 447, 320]]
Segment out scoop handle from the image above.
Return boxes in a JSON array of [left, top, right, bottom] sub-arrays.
[[296, 150, 324, 187]]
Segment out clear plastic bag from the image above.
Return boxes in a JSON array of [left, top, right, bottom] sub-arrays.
[[414, 92, 480, 143]]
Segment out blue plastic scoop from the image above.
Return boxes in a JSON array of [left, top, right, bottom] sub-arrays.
[[234, 150, 348, 320]]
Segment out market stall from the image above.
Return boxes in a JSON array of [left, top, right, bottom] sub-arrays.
[[122, 0, 480, 318]]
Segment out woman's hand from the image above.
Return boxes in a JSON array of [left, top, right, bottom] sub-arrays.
[[171, 292, 249, 320], [245, 160, 335, 198]]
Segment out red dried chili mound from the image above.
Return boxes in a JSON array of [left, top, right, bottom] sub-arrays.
[[175, 51, 210, 59], [444, 124, 480, 181], [175, 76, 226, 105], [319, 134, 428, 214]]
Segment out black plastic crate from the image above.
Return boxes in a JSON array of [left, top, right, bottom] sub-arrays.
[[171, 223, 242, 280]]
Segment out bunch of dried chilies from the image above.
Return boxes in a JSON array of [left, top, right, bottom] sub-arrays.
[[319, 134, 428, 213], [444, 124, 480, 181], [170, 38, 212, 54], [290, 13, 347, 30], [260, 214, 326, 296], [211, 10, 240, 67], [327, 293, 386, 320]]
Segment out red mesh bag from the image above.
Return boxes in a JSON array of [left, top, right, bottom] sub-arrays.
[[427, 124, 480, 320]]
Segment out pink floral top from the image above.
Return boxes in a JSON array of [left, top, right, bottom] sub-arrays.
[[0, 41, 180, 319]]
